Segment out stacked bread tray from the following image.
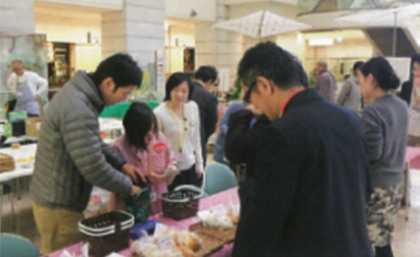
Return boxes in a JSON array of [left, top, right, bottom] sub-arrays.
[[0, 153, 15, 172]]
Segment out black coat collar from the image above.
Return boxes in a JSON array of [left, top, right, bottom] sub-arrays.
[[283, 89, 324, 115]]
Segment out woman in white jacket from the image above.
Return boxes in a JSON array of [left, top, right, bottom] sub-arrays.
[[154, 72, 203, 190]]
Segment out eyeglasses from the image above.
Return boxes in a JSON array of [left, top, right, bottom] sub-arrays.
[[243, 80, 256, 103]]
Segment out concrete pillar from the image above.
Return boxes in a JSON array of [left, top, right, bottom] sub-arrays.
[[0, 0, 35, 35], [101, 0, 166, 96], [195, 0, 243, 91]]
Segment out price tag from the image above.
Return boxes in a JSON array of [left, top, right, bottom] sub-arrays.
[[158, 236, 176, 250], [211, 205, 227, 215], [154, 223, 168, 237], [150, 191, 157, 203]]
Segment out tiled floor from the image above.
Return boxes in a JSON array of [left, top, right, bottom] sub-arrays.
[[1, 169, 420, 256], [393, 169, 420, 257]]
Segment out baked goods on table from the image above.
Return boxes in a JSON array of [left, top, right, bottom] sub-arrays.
[[197, 204, 240, 230], [0, 153, 15, 172], [131, 203, 240, 256], [131, 224, 202, 257], [189, 203, 240, 244], [11, 143, 20, 149]]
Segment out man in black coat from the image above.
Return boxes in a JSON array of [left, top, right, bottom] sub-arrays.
[[232, 42, 373, 257], [226, 60, 308, 219], [191, 66, 218, 165]]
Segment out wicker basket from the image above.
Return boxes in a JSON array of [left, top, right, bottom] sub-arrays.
[[159, 185, 205, 220], [78, 211, 134, 257]]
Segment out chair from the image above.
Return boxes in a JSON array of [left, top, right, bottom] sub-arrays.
[[0, 233, 40, 257], [204, 163, 237, 195]]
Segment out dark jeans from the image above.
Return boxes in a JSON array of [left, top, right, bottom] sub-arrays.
[[27, 113, 39, 117], [168, 164, 201, 191], [375, 245, 393, 257], [202, 142, 207, 167]]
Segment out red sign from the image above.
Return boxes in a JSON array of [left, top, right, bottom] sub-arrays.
[[152, 142, 166, 152]]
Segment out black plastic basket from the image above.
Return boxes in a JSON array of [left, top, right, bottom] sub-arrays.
[[159, 185, 205, 220], [78, 211, 134, 257]]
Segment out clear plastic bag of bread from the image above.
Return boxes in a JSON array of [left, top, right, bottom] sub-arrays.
[[197, 203, 240, 230], [172, 230, 202, 252], [131, 225, 202, 257]]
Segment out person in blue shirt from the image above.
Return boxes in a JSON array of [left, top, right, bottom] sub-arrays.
[[213, 101, 246, 164]]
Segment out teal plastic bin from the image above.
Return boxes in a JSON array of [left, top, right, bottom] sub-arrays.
[[99, 101, 160, 118]]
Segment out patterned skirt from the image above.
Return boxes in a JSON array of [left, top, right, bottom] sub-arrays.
[[366, 183, 403, 247]]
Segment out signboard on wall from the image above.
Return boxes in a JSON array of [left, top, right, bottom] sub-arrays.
[[218, 67, 231, 92], [386, 57, 411, 91], [155, 50, 165, 98]]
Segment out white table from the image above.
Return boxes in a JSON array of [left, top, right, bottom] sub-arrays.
[[0, 118, 121, 231], [99, 118, 123, 144], [0, 144, 37, 232], [0, 117, 121, 184], [99, 117, 123, 132]]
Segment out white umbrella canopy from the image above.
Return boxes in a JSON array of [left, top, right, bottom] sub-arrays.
[[214, 10, 311, 39]]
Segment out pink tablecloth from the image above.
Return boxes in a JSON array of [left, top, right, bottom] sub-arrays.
[[405, 146, 420, 170], [48, 187, 239, 257]]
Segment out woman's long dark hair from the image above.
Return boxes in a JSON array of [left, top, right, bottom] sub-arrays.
[[123, 102, 158, 150]]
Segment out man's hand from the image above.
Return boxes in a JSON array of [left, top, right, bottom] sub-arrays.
[[195, 166, 204, 178], [245, 103, 263, 117], [131, 185, 141, 195], [122, 164, 146, 184]]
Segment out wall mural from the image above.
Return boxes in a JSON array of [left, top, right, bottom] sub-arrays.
[[0, 34, 48, 111]]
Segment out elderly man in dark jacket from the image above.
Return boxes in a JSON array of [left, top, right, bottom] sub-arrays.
[[316, 60, 337, 102], [232, 42, 373, 257], [30, 54, 144, 254], [191, 66, 218, 166]]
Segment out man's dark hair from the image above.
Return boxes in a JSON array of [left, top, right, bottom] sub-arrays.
[[123, 102, 158, 150], [411, 54, 420, 65], [90, 53, 143, 90], [295, 60, 309, 88], [352, 61, 365, 75], [195, 66, 218, 84], [238, 42, 302, 90], [164, 72, 193, 101]]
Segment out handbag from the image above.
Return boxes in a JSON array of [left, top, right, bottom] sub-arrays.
[[123, 173, 151, 224]]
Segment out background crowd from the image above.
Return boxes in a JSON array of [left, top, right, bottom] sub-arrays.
[[7, 40, 417, 257]]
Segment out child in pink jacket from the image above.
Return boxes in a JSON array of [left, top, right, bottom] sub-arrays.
[[109, 102, 178, 214]]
